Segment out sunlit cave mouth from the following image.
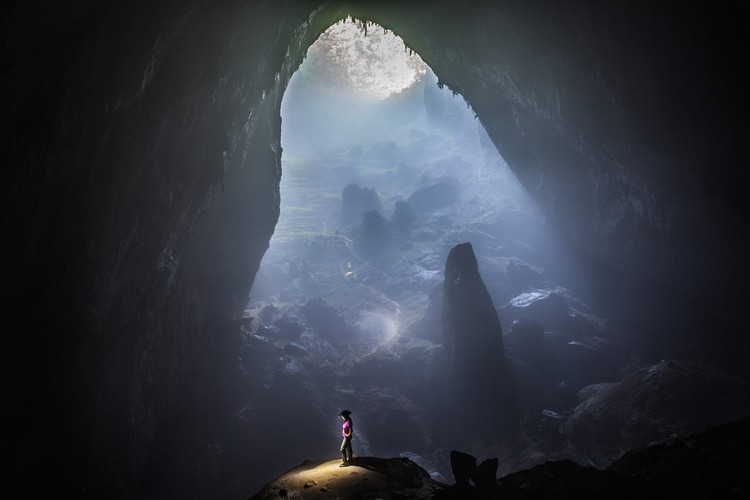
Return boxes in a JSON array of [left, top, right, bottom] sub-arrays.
[[6, 1, 749, 498], [247, 17, 750, 500], [249, 15, 548, 345], [235, 12, 749, 498], [244, 16, 574, 483], [306, 17, 427, 100]]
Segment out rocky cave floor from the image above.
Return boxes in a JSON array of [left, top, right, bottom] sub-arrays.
[[222, 126, 750, 495], [250, 416, 750, 499]]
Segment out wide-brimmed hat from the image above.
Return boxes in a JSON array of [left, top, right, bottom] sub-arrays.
[[339, 410, 352, 417]]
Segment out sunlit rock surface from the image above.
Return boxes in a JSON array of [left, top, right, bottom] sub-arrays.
[[250, 457, 445, 500]]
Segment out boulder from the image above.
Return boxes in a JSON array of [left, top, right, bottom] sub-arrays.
[[471, 458, 499, 489], [258, 304, 281, 324], [503, 289, 569, 328], [273, 317, 303, 341], [352, 388, 432, 454], [407, 176, 459, 213], [299, 298, 353, 342], [449, 450, 476, 487]]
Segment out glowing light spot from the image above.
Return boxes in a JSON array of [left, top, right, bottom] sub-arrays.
[[306, 17, 427, 99]]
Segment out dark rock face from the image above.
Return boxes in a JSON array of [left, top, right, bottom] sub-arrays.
[[510, 317, 545, 343], [495, 459, 624, 500], [606, 417, 750, 500], [471, 458, 499, 490], [352, 388, 433, 455], [449, 450, 476, 487], [3, 0, 748, 497], [443, 243, 505, 355], [442, 242, 512, 431], [562, 359, 750, 468], [494, 417, 750, 500]]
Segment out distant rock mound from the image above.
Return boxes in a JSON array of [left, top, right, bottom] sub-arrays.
[[341, 183, 382, 224], [502, 288, 569, 328], [391, 200, 418, 236], [354, 209, 388, 260], [300, 297, 355, 343], [407, 176, 459, 213]]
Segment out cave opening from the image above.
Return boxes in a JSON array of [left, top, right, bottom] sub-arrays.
[[6, 2, 750, 499], [241, 16, 595, 488], [135, 11, 750, 499]]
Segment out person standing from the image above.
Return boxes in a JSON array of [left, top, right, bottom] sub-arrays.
[[339, 410, 354, 467]]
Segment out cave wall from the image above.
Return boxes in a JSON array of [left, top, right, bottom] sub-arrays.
[[346, 0, 748, 319], [4, 1, 336, 495], [3, 0, 747, 496]]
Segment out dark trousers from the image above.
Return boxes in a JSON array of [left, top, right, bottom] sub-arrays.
[[340, 436, 353, 463]]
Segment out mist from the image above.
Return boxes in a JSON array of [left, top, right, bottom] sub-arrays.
[[6, 2, 749, 498], [242, 18, 697, 490]]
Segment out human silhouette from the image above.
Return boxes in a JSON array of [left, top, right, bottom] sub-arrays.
[[339, 410, 354, 467]]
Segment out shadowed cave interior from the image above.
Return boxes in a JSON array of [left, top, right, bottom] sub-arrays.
[[4, 1, 749, 498]]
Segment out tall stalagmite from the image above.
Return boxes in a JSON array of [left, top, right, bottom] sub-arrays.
[[443, 242, 515, 433]]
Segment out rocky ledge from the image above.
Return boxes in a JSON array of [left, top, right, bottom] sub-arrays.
[[250, 417, 750, 499], [249, 456, 444, 499]]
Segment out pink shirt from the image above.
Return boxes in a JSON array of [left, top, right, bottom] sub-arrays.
[[342, 420, 351, 437]]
